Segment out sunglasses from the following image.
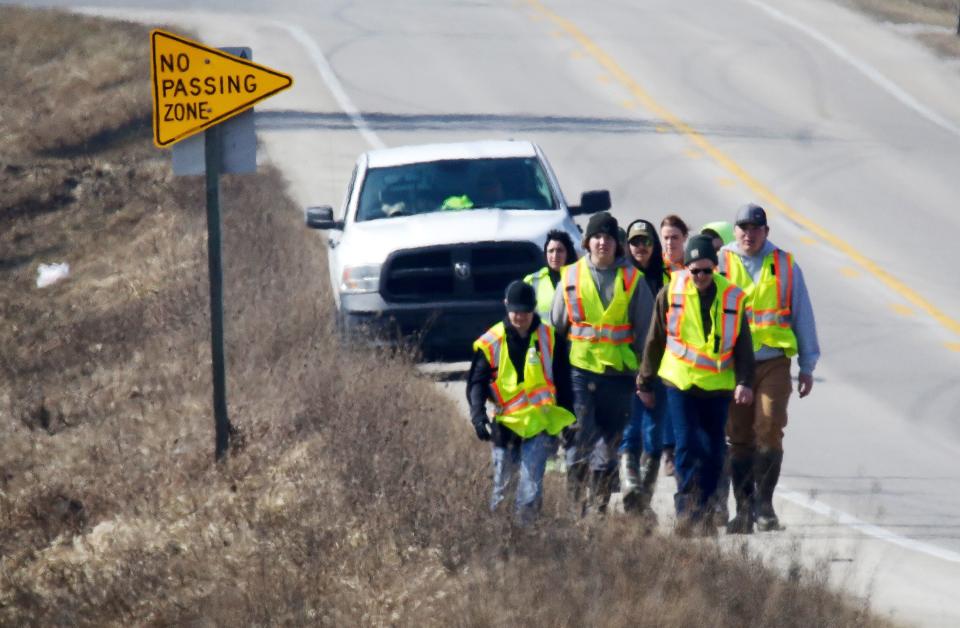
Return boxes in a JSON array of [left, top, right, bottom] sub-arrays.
[[689, 267, 713, 276], [629, 237, 652, 247]]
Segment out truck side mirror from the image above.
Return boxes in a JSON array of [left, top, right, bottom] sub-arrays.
[[305, 205, 342, 230], [569, 190, 611, 216]]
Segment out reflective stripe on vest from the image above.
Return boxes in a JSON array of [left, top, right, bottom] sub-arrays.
[[472, 322, 575, 438], [658, 271, 746, 390], [561, 259, 640, 373], [720, 248, 797, 356]]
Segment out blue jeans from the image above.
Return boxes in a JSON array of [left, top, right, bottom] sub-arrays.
[[566, 368, 634, 473], [491, 432, 558, 522], [619, 378, 672, 457], [664, 387, 730, 520]]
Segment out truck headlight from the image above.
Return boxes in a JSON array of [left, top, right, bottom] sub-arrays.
[[340, 264, 381, 294]]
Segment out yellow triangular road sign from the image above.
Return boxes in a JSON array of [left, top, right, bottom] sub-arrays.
[[150, 30, 293, 147]]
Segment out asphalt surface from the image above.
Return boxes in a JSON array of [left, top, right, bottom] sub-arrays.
[[11, 0, 960, 624]]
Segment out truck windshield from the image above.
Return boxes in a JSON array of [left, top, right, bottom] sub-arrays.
[[355, 157, 557, 222]]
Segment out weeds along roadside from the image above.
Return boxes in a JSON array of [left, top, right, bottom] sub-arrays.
[[0, 7, 894, 627]]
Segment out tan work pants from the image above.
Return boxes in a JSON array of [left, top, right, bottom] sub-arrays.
[[726, 356, 792, 457]]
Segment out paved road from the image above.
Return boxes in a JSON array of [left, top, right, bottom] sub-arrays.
[[11, 0, 960, 624]]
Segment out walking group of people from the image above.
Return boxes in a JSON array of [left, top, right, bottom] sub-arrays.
[[466, 203, 820, 535]]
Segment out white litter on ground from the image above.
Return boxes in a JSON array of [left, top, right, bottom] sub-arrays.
[[36, 262, 70, 288]]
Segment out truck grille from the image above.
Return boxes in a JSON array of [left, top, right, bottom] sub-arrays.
[[381, 242, 543, 302]]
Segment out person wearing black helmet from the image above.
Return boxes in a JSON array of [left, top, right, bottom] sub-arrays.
[[466, 280, 576, 522]]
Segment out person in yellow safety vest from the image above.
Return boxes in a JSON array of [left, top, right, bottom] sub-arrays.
[[658, 213, 690, 477], [717, 204, 820, 534], [467, 280, 576, 521], [700, 221, 735, 252], [524, 230, 580, 320], [697, 219, 737, 527], [549, 212, 654, 516], [638, 234, 755, 537]]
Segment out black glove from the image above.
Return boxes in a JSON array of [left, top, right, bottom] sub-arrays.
[[472, 416, 492, 442]]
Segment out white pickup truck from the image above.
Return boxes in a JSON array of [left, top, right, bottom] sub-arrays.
[[305, 140, 610, 359]]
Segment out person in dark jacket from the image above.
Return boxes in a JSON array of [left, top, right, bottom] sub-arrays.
[[618, 219, 671, 523], [467, 281, 575, 521], [638, 235, 755, 536]]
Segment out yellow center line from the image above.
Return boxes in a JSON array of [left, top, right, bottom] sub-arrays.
[[888, 303, 915, 317], [839, 266, 861, 278], [527, 0, 960, 338]]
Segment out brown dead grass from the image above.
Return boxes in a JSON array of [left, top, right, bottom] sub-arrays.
[[0, 6, 896, 627], [840, 0, 960, 57]]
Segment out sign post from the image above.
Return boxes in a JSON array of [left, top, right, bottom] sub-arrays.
[[150, 30, 293, 461], [204, 124, 231, 461]]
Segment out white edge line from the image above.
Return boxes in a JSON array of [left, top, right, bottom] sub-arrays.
[[274, 21, 386, 150], [75, 2, 960, 570], [744, 0, 960, 139], [779, 489, 960, 564]]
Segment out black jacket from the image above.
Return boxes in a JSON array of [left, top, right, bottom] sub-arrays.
[[466, 315, 573, 440]]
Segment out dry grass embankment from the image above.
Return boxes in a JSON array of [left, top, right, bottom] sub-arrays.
[[841, 0, 960, 57], [1, 7, 894, 626]]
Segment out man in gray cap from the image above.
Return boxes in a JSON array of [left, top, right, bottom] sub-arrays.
[[551, 211, 654, 516], [467, 280, 576, 522], [718, 203, 821, 533], [638, 234, 755, 536]]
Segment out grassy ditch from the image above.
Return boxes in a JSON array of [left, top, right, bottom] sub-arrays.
[[0, 7, 894, 627]]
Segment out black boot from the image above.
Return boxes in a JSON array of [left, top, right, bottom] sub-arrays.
[[711, 455, 731, 528], [754, 449, 784, 532], [567, 461, 589, 517], [726, 453, 754, 534], [637, 452, 661, 525], [589, 469, 614, 515], [619, 452, 641, 513]]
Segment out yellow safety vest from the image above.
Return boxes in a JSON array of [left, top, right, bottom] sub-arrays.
[[561, 258, 640, 374], [658, 271, 747, 392], [473, 322, 576, 438], [662, 255, 682, 286], [524, 266, 557, 319], [720, 249, 798, 357]]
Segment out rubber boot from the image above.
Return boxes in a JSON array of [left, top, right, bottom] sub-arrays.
[[637, 452, 661, 526], [619, 452, 641, 513], [725, 453, 754, 534], [589, 469, 614, 515], [566, 461, 590, 518], [711, 455, 731, 528], [754, 449, 784, 532]]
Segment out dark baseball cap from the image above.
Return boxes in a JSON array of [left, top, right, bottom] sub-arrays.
[[735, 203, 767, 227], [504, 280, 536, 313]]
